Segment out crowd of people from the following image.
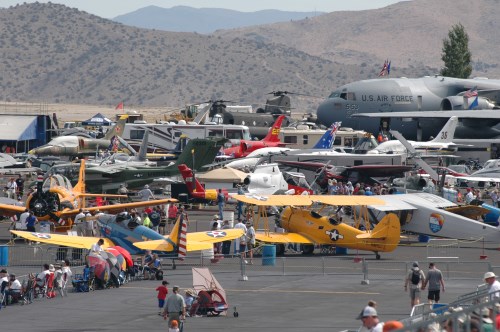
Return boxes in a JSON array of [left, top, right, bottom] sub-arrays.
[[1, 260, 73, 308]]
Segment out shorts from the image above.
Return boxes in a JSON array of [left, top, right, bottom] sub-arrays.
[[158, 299, 165, 308], [428, 290, 440, 302], [409, 287, 421, 300], [240, 243, 247, 253], [247, 242, 254, 251], [27, 226, 36, 232]]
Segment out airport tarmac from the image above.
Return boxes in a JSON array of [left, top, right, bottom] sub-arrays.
[[1, 241, 499, 331]]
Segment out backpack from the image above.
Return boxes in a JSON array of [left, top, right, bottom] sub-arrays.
[[411, 271, 420, 285]]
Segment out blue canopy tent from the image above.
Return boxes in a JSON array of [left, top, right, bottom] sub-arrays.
[[81, 113, 113, 126]]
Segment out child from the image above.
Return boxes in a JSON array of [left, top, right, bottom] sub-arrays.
[[169, 320, 180, 332], [155, 280, 169, 315]]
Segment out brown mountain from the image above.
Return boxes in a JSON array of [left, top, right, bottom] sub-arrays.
[[0, 1, 498, 113]]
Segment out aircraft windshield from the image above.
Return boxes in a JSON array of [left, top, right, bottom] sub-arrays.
[[328, 91, 341, 98], [43, 174, 73, 191]]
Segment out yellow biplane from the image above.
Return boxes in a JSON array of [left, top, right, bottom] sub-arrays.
[[233, 194, 401, 259]]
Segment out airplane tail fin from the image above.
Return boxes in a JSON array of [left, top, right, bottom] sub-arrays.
[[137, 131, 149, 161], [312, 121, 341, 149], [169, 212, 188, 260], [358, 213, 400, 252], [173, 138, 225, 171], [178, 164, 205, 194], [104, 115, 128, 140], [262, 115, 285, 143], [430, 116, 458, 143], [73, 159, 86, 195]]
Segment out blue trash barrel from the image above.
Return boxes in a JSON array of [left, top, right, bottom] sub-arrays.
[[262, 245, 276, 266], [0, 245, 8, 266], [418, 235, 430, 243], [335, 247, 348, 255]]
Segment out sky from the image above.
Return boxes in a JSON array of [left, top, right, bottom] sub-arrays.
[[0, 0, 404, 18]]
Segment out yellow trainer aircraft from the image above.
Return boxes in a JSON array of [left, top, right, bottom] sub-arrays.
[[233, 194, 401, 259]]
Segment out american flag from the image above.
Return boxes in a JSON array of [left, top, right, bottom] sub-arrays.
[[330, 121, 342, 136], [378, 60, 388, 77], [464, 86, 478, 98]]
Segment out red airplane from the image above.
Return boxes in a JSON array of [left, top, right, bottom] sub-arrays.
[[178, 164, 230, 203], [221, 115, 287, 159]]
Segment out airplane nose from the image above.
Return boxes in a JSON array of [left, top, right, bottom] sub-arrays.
[[316, 98, 346, 128]]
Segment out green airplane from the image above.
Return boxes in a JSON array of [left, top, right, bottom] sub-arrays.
[[46, 138, 225, 193]]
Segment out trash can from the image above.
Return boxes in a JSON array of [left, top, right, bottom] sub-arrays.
[[418, 235, 430, 243], [0, 245, 8, 266], [335, 247, 348, 255], [262, 244, 276, 266]]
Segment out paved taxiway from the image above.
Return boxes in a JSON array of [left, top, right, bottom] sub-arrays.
[[1, 240, 498, 331]]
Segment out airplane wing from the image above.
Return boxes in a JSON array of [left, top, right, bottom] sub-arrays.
[[0, 203, 27, 217], [455, 176, 500, 183], [345, 165, 413, 177], [352, 110, 500, 119], [133, 229, 245, 252], [10, 230, 115, 249], [77, 194, 128, 199], [59, 198, 178, 218], [255, 231, 314, 244], [233, 194, 386, 207]]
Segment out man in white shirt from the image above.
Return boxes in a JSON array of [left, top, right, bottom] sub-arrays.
[[484, 271, 500, 300], [138, 184, 155, 201], [233, 219, 247, 257], [6, 274, 22, 304], [91, 239, 105, 254], [18, 209, 29, 230], [5, 178, 17, 199], [73, 209, 86, 236]]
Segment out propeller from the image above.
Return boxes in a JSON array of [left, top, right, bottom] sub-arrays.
[[28, 174, 60, 219], [389, 130, 439, 182], [267, 91, 320, 98]]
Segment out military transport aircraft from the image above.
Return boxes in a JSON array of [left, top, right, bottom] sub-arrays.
[[11, 211, 244, 257], [315, 75, 500, 140], [233, 194, 400, 259], [0, 160, 175, 232], [29, 115, 129, 156]]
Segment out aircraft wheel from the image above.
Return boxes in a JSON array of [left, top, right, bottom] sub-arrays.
[[276, 244, 285, 256], [302, 244, 315, 255], [233, 311, 239, 317], [375, 253, 381, 260]]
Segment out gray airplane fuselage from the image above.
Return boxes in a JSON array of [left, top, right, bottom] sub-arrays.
[[316, 76, 500, 140]]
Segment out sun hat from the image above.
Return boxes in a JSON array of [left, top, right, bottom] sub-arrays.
[[484, 271, 497, 279], [357, 306, 377, 319]]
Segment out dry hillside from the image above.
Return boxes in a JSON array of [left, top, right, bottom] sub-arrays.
[[0, 0, 499, 115]]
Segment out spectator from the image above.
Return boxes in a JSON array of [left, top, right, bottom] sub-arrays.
[[484, 271, 500, 300], [217, 189, 224, 220], [91, 239, 105, 254], [149, 207, 161, 232], [422, 262, 445, 304], [221, 220, 232, 255], [138, 184, 155, 201], [15, 174, 24, 199], [404, 261, 426, 309], [5, 177, 17, 199], [246, 222, 256, 265], [5, 274, 22, 305], [73, 209, 86, 236], [162, 285, 186, 327], [142, 213, 152, 228], [233, 219, 247, 256], [155, 280, 169, 315], [357, 305, 383, 332]]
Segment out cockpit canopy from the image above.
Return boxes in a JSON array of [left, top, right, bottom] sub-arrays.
[[42, 174, 73, 192]]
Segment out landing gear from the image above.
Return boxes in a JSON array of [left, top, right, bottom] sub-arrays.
[[375, 252, 381, 260], [302, 244, 315, 255], [276, 244, 285, 256]]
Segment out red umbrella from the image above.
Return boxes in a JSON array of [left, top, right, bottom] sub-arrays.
[[111, 246, 133, 268], [88, 253, 109, 281]]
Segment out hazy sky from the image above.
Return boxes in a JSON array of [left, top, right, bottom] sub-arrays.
[[0, 0, 404, 18]]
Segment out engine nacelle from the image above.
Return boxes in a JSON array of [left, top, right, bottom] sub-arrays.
[[440, 96, 495, 110]]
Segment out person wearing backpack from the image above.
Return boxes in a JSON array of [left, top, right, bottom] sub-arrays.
[[404, 261, 426, 309]]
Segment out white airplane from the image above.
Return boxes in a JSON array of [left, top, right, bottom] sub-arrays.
[[368, 192, 500, 242], [243, 163, 313, 195], [368, 117, 459, 155]]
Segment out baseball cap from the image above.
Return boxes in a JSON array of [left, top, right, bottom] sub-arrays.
[[357, 306, 377, 319], [484, 271, 497, 279]]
